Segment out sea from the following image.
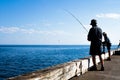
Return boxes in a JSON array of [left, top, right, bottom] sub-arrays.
[[0, 45, 117, 80]]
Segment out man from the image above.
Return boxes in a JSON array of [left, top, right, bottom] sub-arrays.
[[102, 32, 111, 61], [87, 19, 104, 71], [117, 40, 120, 49]]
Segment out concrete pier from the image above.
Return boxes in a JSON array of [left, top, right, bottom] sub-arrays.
[[70, 50, 120, 80], [8, 49, 119, 80]]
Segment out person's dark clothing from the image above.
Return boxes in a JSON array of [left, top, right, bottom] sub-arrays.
[[103, 35, 111, 51], [88, 26, 102, 55], [118, 42, 120, 49]]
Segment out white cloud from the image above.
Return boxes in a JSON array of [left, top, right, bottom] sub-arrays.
[[25, 24, 37, 27], [20, 28, 37, 34], [0, 26, 72, 36], [0, 27, 20, 33], [96, 13, 120, 19]]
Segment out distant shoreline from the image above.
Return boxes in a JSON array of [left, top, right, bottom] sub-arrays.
[[0, 44, 90, 47]]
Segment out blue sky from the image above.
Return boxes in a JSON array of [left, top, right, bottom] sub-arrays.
[[0, 0, 120, 45]]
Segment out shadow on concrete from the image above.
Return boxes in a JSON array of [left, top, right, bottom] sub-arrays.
[[114, 50, 120, 55]]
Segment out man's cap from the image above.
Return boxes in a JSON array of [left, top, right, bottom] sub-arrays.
[[90, 19, 97, 25]]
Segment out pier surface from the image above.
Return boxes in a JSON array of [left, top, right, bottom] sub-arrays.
[[70, 54, 120, 80]]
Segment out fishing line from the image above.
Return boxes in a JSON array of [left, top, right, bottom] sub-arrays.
[[64, 9, 88, 33]]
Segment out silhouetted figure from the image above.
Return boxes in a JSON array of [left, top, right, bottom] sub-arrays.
[[117, 40, 120, 49], [87, 19, 104, 71], [102, 32, 111, 61]]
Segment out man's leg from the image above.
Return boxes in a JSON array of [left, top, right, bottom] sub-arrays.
[[102, 44, 105, 53], [92, 55, 97, 70], [107, 45, 111, 61], [99, 55, 104, 71]]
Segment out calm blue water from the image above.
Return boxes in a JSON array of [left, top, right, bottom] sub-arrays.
[[0, 45, 117, 80]]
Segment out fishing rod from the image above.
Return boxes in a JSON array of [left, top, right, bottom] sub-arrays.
[[64, 9, 107, 56], [64, 9, 88, 33]]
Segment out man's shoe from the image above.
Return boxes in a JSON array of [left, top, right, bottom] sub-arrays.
[[107, 57, 111, 61], [89, 66, 97, 71], [101, 66, 104, 71]]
